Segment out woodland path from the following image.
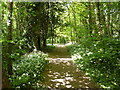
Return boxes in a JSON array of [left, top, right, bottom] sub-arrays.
[[41, 45, 98, 88]]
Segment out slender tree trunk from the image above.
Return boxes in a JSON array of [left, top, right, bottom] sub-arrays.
[[67, 5, 73, 43], [73, 13, 77, 42], [37, 36, 41, 50], [43, 24, 48, 48], [70, 4, 77, 43], [50, 21, 54, 45], [42, 3, 49, 48], [42, 23, 47, 48], [96, 2, 101, 32], [51, 32, 54, 45], [7, 2, 13, 75], [43, 39, 46, 48], [72, 9, 77, 42], [88, 2, 92, 36], [107, 3, 111, 37]]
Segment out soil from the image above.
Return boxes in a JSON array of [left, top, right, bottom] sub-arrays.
[[41, 45, 99, 88]]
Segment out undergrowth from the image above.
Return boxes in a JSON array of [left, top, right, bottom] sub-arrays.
[[43, 44, 55, 53], [9, 51, 49, 88], [67, 38, 120, 89]]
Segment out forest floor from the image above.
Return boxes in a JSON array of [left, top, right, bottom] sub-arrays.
[[40, 44, 99, 88]]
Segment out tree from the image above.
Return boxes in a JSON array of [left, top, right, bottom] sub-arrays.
[[7, 2, 13, 75]]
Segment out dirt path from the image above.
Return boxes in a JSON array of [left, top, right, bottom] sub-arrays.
[[41, 45, 98, 88]]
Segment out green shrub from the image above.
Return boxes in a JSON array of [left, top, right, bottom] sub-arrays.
[[67, 38, 120, 89], [43, 44, 55, 52], [9, 51, 49, 88]]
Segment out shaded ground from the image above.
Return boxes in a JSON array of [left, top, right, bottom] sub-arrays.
[[41, 45, 98, 88]]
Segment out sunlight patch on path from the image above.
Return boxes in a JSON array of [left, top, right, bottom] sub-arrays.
[[48, 58, 73, 61], [40, 45, 99, 88]]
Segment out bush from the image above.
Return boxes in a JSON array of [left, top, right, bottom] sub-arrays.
[[43, 44, 55, 52], [9, 51, 49, 88], [67, 38, 120, 89]]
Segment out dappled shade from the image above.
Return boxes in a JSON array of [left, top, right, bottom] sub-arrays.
[[2, 2, 119, 89], [40, 45, 98, 88]]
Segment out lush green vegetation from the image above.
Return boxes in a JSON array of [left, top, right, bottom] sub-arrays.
[[1, 1, 119, 89], [43, 44, 55, 53], [66, 2, 120, 89], [10, 51, 48, 88], [67, 38, 120, 89]]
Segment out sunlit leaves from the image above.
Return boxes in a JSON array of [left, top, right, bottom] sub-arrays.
[[68, 37, 120, 89], [10, 51, 49, 88]]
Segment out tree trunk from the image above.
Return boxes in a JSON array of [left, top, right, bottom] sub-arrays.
[[51, 24, 54, 45], [2, 69, 11, 88], [88, 2, 92, 36], [96, 2, 101, 32], [67, 5, 73, 43], [52, 35, 54, 45], [37, 36, 41, 50], [42, 3, 49, 49], [7, 2, 13, 75], [72, 6, 77, 42], [107, 3, 111, 37], [43, 38, 47, 48]]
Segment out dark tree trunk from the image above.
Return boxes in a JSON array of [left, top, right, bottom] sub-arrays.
[[96, 2, 101, 36], [7, 2, 13, 75], [88, 2, 92, 36], [43, 38, 47, 48], [2, 69, 11, 88], [42, 13, 48, 48], [38, 36, 41, 51], [52, 36, 54, 45], [51, 25, 54, 45]]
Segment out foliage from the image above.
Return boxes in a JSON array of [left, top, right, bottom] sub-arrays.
[[67, 37, 120, 89], [43, 44, 55, 52], [1, 1, 120, 88], [66, 2, 120, 88], [9, 51, 49, 88]]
